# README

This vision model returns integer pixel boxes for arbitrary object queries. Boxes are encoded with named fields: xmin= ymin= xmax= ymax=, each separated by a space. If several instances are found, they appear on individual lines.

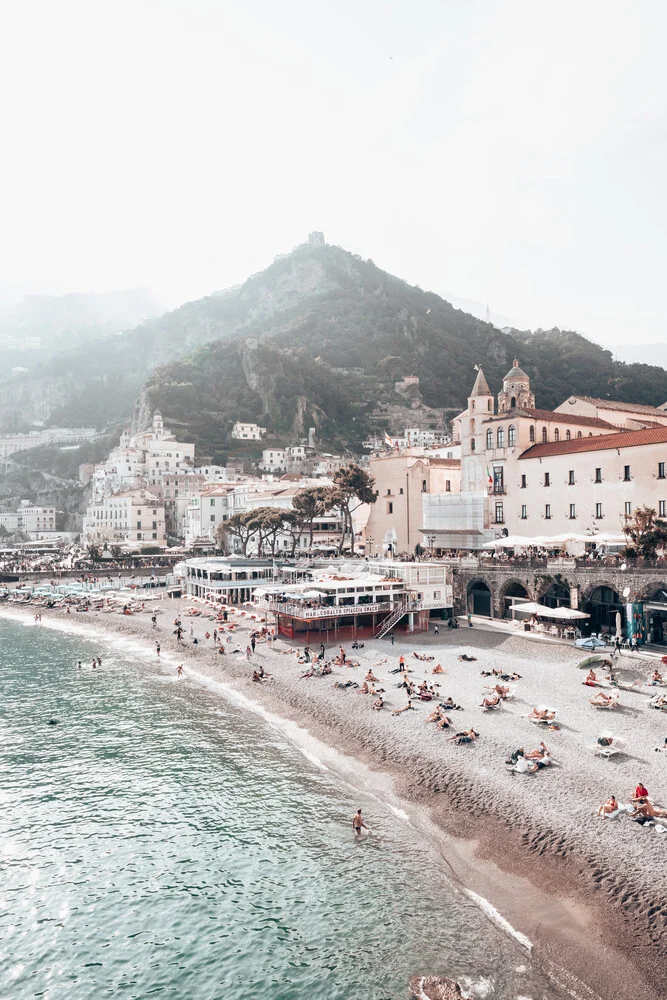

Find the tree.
xmin=292 ymin=486 xmax=331 ymax=551
xmin=280 ymin=510 xmax=302 ymax=556
xmin=246 ymin=507 xmax=285 ymax=557
xmin=330 ymin=463 xmax=376 ymax=555
xmin=622 ymin=505 xmax=667 ymax=558
xmin=216 ymin=511 xmax=257 ymax=556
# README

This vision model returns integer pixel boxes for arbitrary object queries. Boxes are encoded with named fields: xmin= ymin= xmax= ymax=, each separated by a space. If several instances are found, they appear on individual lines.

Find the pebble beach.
xmin=4 ymin=594 xmax=667 ymax=998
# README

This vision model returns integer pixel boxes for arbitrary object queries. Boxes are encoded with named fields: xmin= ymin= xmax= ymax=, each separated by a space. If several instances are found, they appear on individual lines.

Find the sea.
xmin=0 ymin=616 xmax=574 ymax=999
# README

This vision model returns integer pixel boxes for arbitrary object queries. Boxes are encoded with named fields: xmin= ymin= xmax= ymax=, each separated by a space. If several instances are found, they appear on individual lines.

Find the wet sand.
xmin=5 ymin=597 xmax=667 ymax=998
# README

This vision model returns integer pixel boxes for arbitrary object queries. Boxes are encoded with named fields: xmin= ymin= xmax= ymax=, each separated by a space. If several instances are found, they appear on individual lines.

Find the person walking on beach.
xmin=391 ymin=633 xmax=395 ymax=645
xmin=467 ymin=612 xmax=473 ymax=628
xmin=151 ymin=615 xmax=157 ymax=629
xmin=156 ymin=642 xmax=160 ymax=657
xmin=177 ymin=664 xmax=183 ymax=678
xmin=251 ymin=635 xmax=256 ymax=653
xmin=246 ymin=645 xmax=252 ymax=661
xmin=433 ymin=624 xmax=439 ymax=636
xmin=352 ymin=809 xmax=369 ymax=836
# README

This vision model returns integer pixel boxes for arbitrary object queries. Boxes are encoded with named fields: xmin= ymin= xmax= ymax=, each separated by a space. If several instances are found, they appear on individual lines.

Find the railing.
xmin=375 ymin=601 xmax=410 ymax=638
xmin=263 ymin=599 xmax=395 ymax=618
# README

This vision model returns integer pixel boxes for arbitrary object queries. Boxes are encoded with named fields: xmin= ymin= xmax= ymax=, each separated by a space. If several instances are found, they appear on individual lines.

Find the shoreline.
xmin=3 ymin=601 xmax=667 ymax=998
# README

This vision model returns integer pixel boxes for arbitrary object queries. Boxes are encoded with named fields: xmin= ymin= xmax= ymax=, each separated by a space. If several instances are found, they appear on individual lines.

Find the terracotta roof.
xmin=565 ymin=396 xmax=667 ymax=417
xmin=484 ymin=408 xmax=616 ymax=429
xmin=519 ymin=425 xmax=667 ymax=460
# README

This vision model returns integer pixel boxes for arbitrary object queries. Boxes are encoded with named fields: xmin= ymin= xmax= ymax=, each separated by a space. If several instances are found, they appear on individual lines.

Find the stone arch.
xmin=499 ymin=578 xmax=531 ymax=618
xmin=467 ymin=578 xmax=492 ymax=617
xmin=637 ymin=580 xmax=667 ymax=602
xmin=536 ymin=578 xmax=571 ymax=607
xmin=582 ymin=583 xmax=624 ymax=634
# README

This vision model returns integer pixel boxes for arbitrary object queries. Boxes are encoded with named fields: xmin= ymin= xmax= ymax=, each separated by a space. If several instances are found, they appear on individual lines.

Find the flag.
xmin=384 ymin=431 xmax=394 ymax=448
xmin=486 ymin=465 xmax=493 ymax=486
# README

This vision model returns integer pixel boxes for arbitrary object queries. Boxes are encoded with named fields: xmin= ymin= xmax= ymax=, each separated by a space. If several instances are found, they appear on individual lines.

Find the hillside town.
xmin=5 ymin=361 xmax=667 ymax=647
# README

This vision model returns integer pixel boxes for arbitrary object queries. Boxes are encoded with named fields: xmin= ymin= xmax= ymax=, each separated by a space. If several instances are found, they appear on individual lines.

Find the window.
xmin=569 ymin=503 xmax=576 ymax=519
xmin=422 ymin=480 xmax=427 ymax=492
xmin=152 ymin=521 xmax=157 ymax=529
xmin=470 ymin=400 xmax=475 ymax=411
xmin=568 ymin=470 xmax=575 ymax=485
xmin=137 ymin=509 xmax=142 ymax=515
xmin=496 ymin=427 xmax=504 ymax=448
xmin=387 ymin=502 xmax=393 ymax=514
xmin=508 ymin=425 xmax=516 ymax=447
xmin=566 ymin=429 xmax=571 ymax=440
xmin=594 ymin=467 xmax=602 ymax=483
xmin=137 ymin=521 xmax=141 ymax=529
xmin=554 ymin=428 xmax=560 ymax=442
xmin=493 ymin=467 xmax=504 ymax=494
xmin=545 ymin=504 xmax=552 ymax=519
xmin=494 ymin=502 xmax=504 ymax=523
xmin=595 ymin=502 xmax=603 ymax=519
xmin=521 ymin=504 xmax=527 ymax=519
xmin=577 ymin=431 xmax=582 ymax=438
xmin=486 ymin=429 xmax=493 ymax=449
xmin=541 ymin=427 xmax=548 ymax=442
xmin=659 ymin=462 xmax=666 ymax=479
xmin=623 ymin=465 xmax=631 ymax=481
xmin=210 ymin=514 xmax=216 ymax=522
xmin=471 ymin=438 xmax=475 ymax=451
xmin=624 ymin=502 xmax=632 ymax=516
xmin=487 ymin=399 xmax=492 ymax=411
xmin=544 ymin=472 xmax=550 ymax=486
xmin=660 ymin=501 xmax=666 ymax=518
xmin=433 ymin=590 xmax=441 ymax=600
xmin=510 ymin=396 xmax=516 ymax=408
xmin=399 ymin=487 xmax=404 ymax=494
xmin=445 ymin=480 xmax=451 ymax=492
xmin=386 ymin=488 xmax=392 ymax=496
xmin=529 ymin=426 xmax=535 ymax=442
xmin=520 ymin=474 xmax=526 ymax=489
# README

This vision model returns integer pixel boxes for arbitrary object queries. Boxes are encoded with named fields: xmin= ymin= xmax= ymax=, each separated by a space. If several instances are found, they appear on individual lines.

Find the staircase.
xmin=375 ymin=601 xmax=411 ymax=639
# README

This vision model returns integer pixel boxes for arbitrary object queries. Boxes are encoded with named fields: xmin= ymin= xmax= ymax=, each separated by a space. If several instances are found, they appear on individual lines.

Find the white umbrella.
xmin=615 ymin=611 xmax=622 ymax=638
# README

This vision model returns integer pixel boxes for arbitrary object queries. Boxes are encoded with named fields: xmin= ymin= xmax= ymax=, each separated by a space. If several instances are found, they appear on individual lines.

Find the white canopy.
xmin=512 ymin=601 xmax=589 ymax=620
xmin=481 ymin=535 xmax=537 ymax=549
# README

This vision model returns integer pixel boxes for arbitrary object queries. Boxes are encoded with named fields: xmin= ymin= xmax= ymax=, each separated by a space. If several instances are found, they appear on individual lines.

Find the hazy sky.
xmin=3 ymin=0 xmax=667 ymax=346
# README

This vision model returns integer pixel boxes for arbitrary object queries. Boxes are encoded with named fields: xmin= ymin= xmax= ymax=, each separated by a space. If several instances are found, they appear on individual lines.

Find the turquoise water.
xmin=0 ymin=618 xmax=566 ymax=999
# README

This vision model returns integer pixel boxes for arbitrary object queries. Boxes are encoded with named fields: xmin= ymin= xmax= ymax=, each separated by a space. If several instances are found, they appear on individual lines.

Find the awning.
xmin=512 ymin=601 xmax=589 ymax=620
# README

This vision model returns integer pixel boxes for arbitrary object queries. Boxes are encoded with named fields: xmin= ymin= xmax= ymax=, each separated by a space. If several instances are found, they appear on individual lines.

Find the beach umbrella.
xmin=577 ymin=654 xmax=612 ymax=669
xmin=574 ymin=636 xmax=607 ymax=649
xmin=615 ymin=611 xmax=622 ymax=638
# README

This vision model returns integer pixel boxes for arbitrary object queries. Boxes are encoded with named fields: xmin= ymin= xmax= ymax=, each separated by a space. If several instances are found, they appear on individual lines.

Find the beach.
xmin=4 ymin=596 xmax=667 ymax=998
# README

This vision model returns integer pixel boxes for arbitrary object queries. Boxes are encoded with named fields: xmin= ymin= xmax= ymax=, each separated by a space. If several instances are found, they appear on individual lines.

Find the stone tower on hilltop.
xmin=497 ymin=359 xmax=535 ymax=412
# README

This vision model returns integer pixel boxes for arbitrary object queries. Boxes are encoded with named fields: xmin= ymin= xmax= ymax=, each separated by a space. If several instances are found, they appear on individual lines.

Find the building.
xmin=364 ymin=453 xmax=461 ymax=556
xmin=182 ymin=557 xmax=276 ymax=602
xmin=0 ymin=501 xmax=57 ymax=536
xmin=261 ymin=448 xmax=288 ymax=473
xmin=308 ymin=231 xmax=325 ymax=247
xmin=0 ymin=426 xmax=97 ymax=459
xmin=257 ymin=560 xmax=453 ymax=642
xmin=185 ymin=485 xmax=237 ymax=546
xmin=83 ymin=488 xmax=166 ymax=548
xmin=231 ymin=422 xmax=266 ymax=441
xmin=424 ymin=360 xmax=667 ymax=550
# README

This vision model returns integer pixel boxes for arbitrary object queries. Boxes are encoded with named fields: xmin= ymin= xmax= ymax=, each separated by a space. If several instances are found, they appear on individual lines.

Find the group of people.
xmin=598 ymin=782 xmax=667 ymax=824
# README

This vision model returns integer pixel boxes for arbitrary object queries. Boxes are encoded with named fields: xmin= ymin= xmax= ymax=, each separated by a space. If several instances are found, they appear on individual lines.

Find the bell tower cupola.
xmin=498 ymin=359 xmax=534 ymax=412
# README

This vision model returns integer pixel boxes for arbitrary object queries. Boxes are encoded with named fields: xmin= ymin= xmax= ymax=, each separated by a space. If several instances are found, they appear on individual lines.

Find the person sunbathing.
xmin=441 ymin=696 xmax=463 ymax=711
xmin=447 ymin=728 xmax=478 ymax=744
xmin=458 ymin=654 xmax=476 ymax=662
xmin=629 ymin=800 xmax=667 ymax=821
xmin=436 ymin=714 xmax=454 ymax=729
xmin=372 ymin=696 xmax=384 ymax=711
xmin=425 ymin=707 xmax=444 ymax=723
xmin=529 ymin=707 xmax=555 ymax=721
xmin=481 ymin=693 xmax=501 ymax=709
xmin=652 ymin=694 xmax=667 ymax=709
xmin=392 ymin=701 xmax=416 ymax=716
xmin=631 ymin=781 xmax=649 ymax=802
xmin=590 ymin=691 xmax=616 ymax=707
xmin=651 ymin=668 xmax=664 ymax=685
xmin=584 ymin=668 xmax=598 ymax=686
xmin=358 ymin=681 xmax=371 ymax=694
xmin=525 ymin=743 xmax=551 ymax=766
xmin=486 ymin=683 xmax=509 ymax=697
xmin=365 ymin=670 xmax=379 ymax=682
xmin=597 ymin=795 xmax=619 ymax=817
xmin=432 ymin=663 xmax=445 ymax=674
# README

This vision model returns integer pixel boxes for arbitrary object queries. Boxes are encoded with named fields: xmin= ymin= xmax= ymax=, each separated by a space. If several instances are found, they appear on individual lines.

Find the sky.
xmin=2 ymin=0 xmax=667 ymax=347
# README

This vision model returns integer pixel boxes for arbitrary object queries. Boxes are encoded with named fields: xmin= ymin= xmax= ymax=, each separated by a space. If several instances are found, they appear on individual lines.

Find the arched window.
xmin=486 ymin=428 xmax=493 ymax=449
xmin=508 ymin=425 xmax=516 ymax=447
xmin=510 ymin=396 xmax=516 ymax=408
xmin=554 ymin=428 xmax=559 ymax=442
xmin=542 ymin=427 xmax=548 ymax=442
xmin=487 ymin=399 xmax=492 ymax=411
xmin=497 ymin=427 xmax=505 ymax=448
xmin=529 ymin=426 xmax=535 ymax=442
xmin=566 ymin=429 xmax=571 ymax=440
xmin=577 ymin=431 xmax=582 ymax=439
xmin=471 ymin=400 xmax=475 ymax=411
xmin=470 ymin=418 xmax=475 ymax=432
xmin=471 ymin=438 xmax=476 ymax=451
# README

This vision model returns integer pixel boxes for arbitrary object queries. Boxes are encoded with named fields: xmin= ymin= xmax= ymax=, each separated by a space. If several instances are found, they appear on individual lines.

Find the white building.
xmin=231 ymin=422 xmax=266 ymax=440
xmin=0 ymin=501 xmax=57 ymax=535
xmin=261 ymin=448 xmax=288 ymax=473
xmin=183 ymin=556 xmax=276 ymax=602
xmin=83 ymin=488 xmax=166 ymax=548
xmin=0 ymin=427 xmax=97 ymax=459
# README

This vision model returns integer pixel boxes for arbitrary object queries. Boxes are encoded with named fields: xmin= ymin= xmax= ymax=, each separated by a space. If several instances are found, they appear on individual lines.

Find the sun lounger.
xmin=587 ymin=733 xmax=627 ymax=759
xmin=591 ymin=692 xmax=620 ymax=710
xmin=528 ymin=706 xmax=557 ymax=725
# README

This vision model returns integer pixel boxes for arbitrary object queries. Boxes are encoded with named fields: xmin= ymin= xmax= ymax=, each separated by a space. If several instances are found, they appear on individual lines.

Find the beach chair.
xmin=591 ymin=692 xmax=620 ymax=710
xmin=528 ymin=706 xmax=557 ymax=725
xmin=587 ymin=732 xmax=627 ymax=759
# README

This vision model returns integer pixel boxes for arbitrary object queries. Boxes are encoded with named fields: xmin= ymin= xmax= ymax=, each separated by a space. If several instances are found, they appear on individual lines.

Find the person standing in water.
xmin=155 ymin=642 xmax=160 ymax=657
xmin=177 ymin=664 xmax=184 ymax=678
xmin=352 ymin=809 xmax=369 ymax=836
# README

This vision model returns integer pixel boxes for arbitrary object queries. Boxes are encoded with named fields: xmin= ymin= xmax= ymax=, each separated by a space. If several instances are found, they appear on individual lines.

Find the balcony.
xmin=492 ymin=487 xmax=507 ymax=496
xmin=263 ymin=599 xmax=396 ymax=619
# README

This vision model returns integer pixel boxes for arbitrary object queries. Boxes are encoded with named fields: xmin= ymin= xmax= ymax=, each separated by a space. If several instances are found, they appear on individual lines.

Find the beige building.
xmin=364 ymin=453 xmax=461 ymax=556
xmin=0 ymin=502 xmax=57 ymax=535
xmin=231 ymin=422 xmax=266 ymax=440
xmin=83 ymin=488 xmax=166 ymax=548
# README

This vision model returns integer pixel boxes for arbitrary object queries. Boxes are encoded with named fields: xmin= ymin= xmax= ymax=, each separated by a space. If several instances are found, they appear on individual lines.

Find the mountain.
xmin=3 ymin=242 xmax=667 ymax=461
xmin=608 ymin=342 xmax=667 ymax=368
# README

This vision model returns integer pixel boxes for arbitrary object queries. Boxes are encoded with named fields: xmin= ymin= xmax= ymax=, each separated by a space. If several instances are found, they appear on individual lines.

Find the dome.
xmin=503 ymin=358 xmax=529 ymax=380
